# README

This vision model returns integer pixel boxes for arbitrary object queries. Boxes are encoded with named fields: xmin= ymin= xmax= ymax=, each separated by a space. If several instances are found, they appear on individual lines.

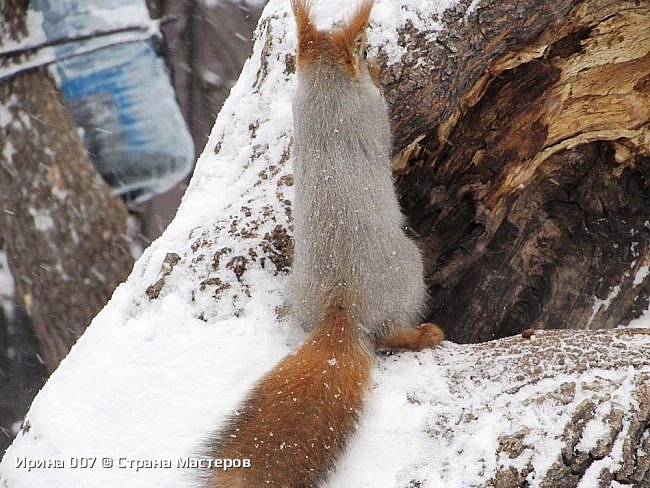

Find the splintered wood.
xmin=388 ymin=0 xmax=650 ymax=343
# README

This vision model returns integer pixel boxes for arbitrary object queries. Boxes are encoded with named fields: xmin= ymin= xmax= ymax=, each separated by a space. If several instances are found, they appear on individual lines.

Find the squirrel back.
xmin=203 ymin=2 xmax=440 ymax=486
xmin=288 ymin=0 xmax=428 ymax=339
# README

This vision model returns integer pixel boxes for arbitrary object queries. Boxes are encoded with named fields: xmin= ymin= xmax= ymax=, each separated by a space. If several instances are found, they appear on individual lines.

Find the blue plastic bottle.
xmin=30 ymin=0 xmax=194 ymax=203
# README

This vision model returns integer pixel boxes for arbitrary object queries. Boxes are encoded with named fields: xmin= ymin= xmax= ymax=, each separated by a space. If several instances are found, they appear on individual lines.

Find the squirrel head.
xmin=292 ymin=0 xmax=375 ymax=78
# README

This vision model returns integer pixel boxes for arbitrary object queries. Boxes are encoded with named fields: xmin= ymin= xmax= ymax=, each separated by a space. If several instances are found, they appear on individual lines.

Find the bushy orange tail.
xmin=205 ymin=307 xmax=373 ymax=487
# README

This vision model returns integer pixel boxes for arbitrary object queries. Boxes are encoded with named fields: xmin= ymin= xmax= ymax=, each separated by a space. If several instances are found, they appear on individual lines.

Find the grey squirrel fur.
xmin=288 ymin=7 xmax=428 ymax=340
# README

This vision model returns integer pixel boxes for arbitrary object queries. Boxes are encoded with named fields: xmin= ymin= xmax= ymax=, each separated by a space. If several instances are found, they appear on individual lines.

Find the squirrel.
xmin=202 ymin=1 xmax=444 ymax=486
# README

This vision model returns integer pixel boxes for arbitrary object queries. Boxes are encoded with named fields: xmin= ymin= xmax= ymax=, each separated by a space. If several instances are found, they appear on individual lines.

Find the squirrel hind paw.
xmin=415 ymin=323 xmax=445 ymax=349
xmin=377 ymin=323 xmax=444 ymax=352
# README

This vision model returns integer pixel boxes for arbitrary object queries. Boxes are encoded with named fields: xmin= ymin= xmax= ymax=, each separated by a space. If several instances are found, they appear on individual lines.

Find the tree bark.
xmin=0 ymin=0 xmax=134 ymax=451
xmin=438 ymin=328 xmax=650 ymax=488
xmin=383 ymin=0 xmax=650 ymax=343
xmin=0 ymin=69 xmax=134 ymax=369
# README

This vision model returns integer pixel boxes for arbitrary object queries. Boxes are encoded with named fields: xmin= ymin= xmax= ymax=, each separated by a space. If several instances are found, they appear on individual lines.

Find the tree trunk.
xmin=437 ymin=328 xmax=650 ymax=487
xmin=0 ymin=0 xmax=134 ymax=451
xmin=0 ymin=69 xmax=134 ymax=369
xmin=384 ymin=0 xmax=650 ymax=343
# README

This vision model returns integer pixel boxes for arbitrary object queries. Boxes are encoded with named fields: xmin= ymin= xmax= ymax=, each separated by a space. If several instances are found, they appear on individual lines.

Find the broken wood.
xmin=383 ymin=0 xmax=650 ymax=343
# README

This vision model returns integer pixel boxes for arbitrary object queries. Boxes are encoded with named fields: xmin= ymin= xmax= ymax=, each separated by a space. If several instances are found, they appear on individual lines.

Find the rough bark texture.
xmin=0 ymin=0 xmax=134 ymax=452
xmin=0 ymin=69 xmax=134 ymax=368
xmin=383 ymin=0 xmax=650 ymax=343
xmin=467 ymin=329 xmax=650 ymax=488
xmin=377 ymin=1 xmax=650 ymax=478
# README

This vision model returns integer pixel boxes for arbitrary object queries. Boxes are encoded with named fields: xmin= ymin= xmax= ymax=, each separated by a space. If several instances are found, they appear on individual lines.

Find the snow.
xmin=1 ymin=0 xmax=649 ymax=487
xmin=200 ymin=69 xmax=222 ymax=86
xmin=633 ymin=264 xmax=649 ymax=287
xmin=27 ymin=208 xmax=55 ymax=233
xmin=587 ymin=284 xmax=622 ymax=328
xmin=0 ymin=251 xmax=15 ymax=322
xmin=465 ymin=0 xmax=482 ymax=18
xmin=0 ymin=28 xmax=158 ymax=81
xmin=1 ymin=141 xmax=14 ymax=165
xmin=0 ymin=10 xmax=46 ymax=55
xmin=574 ymin=390 xmax=632 ymax=488
xmin=627 ymin=306 xmax=650 ymax=329
xmin=0 ymin=95 xmax=17 ymax=130
xmin=0 ymin=1 xmax=157 ymax=81
xmin=84 ymin=4 xmax=153 ymax=32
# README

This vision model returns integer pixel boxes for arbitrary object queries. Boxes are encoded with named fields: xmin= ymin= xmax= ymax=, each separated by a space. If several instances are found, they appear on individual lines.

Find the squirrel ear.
xmin=330 ymin=0 xmax=373 ymax=71
xmin=292 ymin=0 xmax=319 ymax=65
xmin=344 ymin=0 xmax=373 ymax=41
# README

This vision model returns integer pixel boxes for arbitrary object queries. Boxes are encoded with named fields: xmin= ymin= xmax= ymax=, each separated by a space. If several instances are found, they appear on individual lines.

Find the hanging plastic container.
xmin=30 ymin=0 xmax=194 ymax=204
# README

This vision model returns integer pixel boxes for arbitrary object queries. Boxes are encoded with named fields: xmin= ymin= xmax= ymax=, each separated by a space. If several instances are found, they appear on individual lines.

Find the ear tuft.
xmin=292 ymin=0 xmax=319 ymax=65
xmin=329 ymin=1 xmax=374 ymax=73
xmin=344 ymin=0 xmax=374 ymax=43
